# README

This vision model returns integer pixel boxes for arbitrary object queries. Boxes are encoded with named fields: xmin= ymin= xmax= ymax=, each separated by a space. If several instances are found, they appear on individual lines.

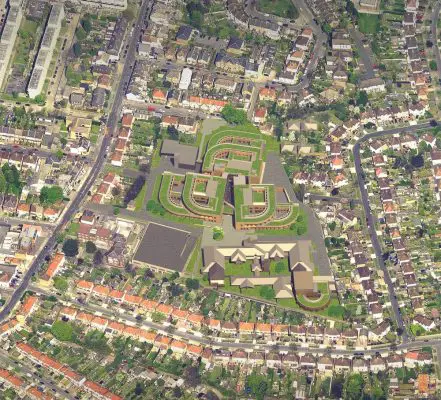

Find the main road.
xmin=352 ymin=121 xmax=434 ymax=345
xmin=0 ymin=0 xmax=153 ymax=323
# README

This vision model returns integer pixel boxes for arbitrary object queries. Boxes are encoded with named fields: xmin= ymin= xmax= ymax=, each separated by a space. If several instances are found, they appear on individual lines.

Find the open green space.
xmin=358 ymin=13 xmax=380 ymax=34
xmin=257 ymin=0 xmax=298 ymax=19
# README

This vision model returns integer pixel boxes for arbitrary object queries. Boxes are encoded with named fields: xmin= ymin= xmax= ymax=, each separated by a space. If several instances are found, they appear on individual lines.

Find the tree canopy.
xmin=62 ymin=239 xmax=79 ymax=257
xmin=221 ymin=104 xmax=248 ymax=125
xmin=40 ymin=186 xmax=64 ymax=205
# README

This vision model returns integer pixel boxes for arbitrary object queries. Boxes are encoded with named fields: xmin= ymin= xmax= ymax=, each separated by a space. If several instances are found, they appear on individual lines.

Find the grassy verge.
xmin=134 ymin=181 xmax=147 ymax=211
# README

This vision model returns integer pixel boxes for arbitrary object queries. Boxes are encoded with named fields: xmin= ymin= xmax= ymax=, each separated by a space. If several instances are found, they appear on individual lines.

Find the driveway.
xmin=349 ymin=28 xmax=375 ymax=79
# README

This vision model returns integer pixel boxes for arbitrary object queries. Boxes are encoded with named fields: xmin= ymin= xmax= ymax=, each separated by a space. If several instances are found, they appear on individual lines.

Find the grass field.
xmin=358 ymin=13 xmax=380 ymax=34
xmin=257 ymin=0 xmax=298 ymax=19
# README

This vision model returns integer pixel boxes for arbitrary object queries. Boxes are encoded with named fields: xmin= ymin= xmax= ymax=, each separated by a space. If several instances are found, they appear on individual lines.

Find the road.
xmin=0 ymin=0 xmax=153 ymax=323
xmin=27 ymin=283 xmax=441 ymax=358
xmin=0 ymin=350 xmax=76 ymax=400
xmin=349 ymin=28 xmax=374 ymax=79
xmin=431 ymin=2 xmax=441 ymax=80
xmin=352 ymin=121 xmax=433 ymax=344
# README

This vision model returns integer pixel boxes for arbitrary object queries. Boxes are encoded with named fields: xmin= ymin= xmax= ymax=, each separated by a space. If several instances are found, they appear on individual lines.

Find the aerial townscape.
xmin=2 ymin=0 xmax=441 ymax=398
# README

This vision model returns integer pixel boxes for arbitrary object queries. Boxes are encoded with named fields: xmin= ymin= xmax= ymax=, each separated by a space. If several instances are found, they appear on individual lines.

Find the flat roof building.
xmin=27 ymin=4 xmax=64 ymax=99
xmin=179 ymin=67 xmax=193 ymax=90
xmin=160 ymin=139 xmax=199 ymax=170
xmin=132 ymin=222 xmax=197 ymax=273
xmin=0 ymin=5 xmax=23 ymax=89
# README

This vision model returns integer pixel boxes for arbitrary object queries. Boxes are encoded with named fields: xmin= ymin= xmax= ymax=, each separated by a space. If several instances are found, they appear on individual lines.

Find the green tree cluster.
xmin=221 ymin=104 xmax=248 ymax=125
xmin=0 ymin=164 xmax=22 ymax=196
xmin=39 ymin=186 xmax=64 ymax=205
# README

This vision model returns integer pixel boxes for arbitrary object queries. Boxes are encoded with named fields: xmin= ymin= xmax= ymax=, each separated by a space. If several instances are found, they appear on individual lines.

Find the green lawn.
xmin=257 ymin=0 xmax=298 ymax=19
xmin=225 ymin=261 xmax=253 ymax=277
xmin=358 ymin=13 xmax=380 ymax=34
xmin=134 ymin=181 xmax=147 ymax=211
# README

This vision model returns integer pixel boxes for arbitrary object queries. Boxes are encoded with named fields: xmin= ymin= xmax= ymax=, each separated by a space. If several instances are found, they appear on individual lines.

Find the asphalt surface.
xmin=348 ymin=28 xmax=374 ymax=79
xmin=431 ymin=2 xmax=441 ymax=79
xmin=0 ymin=0 xmax=153 ymax=324
xmin=352 ymin=121 xmax=433 ymax=344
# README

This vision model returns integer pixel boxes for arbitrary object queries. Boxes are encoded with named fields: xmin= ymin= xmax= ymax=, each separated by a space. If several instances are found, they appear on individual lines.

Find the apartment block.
xmin=27 ymin=4 xmax=64 ymax=99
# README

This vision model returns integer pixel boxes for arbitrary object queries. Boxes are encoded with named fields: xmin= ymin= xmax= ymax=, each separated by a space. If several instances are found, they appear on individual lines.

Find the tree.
xmin=185 ymin=278 xmax=200 ymax=290
xmin=75 ymin=26 xmax=86 ymax=41
xmin=122 ymin=7 xmax=135 ymax=20
xmin=296 ymin=225 xmax=307 ymax=235
xmin=221 ymin=104 xmax=248 ymax=125
xmin=430 ymin=60 xmax=438 ymax=71
xmin=167 ymin=125 xmax=179 ymax=140
xmin=113 ymin=207 xmax=120 ymax=215
xmin=40 ymin=186 xmax=64 ymax=205
xmin=53 ymin=277 xmax=68 ymax=292
xmin=111 ymin=186 xmax=121 ymax=197
xmin=85 ymin=241 xmax=97 ymax=254
xmin=356 ymin=90 xmax=368 ymax=106
xmin=73 ymin=42 xmax=82 ymax=57
xmin=62 ymin=239 xmax=79 ymax=257
xmin=124 ymin=176 xmax=145 ymax=205
xmin=93 ymin=250 xmax=103 ymax=266
xmin=34 ymin=94 xmax=46 ymax=105
xmin=51 ymin=320 xmax=74 ymax=341
xmin=81 ymin=18 xmax=92 ymax=32
xmin=344 ymin=374 xmax=364 ymax=400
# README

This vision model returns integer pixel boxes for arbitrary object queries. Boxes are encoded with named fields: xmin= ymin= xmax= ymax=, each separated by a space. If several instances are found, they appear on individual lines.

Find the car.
xmin=430 ymin=119 xmax=438 ymax=127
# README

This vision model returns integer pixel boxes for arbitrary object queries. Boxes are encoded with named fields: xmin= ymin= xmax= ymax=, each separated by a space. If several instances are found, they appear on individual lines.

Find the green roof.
xmin=234 ymin=184 xmax=276 ymax=223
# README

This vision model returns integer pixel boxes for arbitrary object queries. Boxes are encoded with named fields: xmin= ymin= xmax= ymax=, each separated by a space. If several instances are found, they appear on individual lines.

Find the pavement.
xmin=431 ymin=2 xmax=441 ymax=80
xmin=352 ymin=121 xmax=434 ymax=344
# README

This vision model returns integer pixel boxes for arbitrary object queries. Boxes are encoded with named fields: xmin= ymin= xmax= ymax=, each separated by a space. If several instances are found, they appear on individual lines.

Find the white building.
xmin=178 ymin=67 xmax=193 ymax=90
xmin=80 ymin=0 xmax=127 ymax=9
xmin=0 ymin=4 xmax=23 ymax=90
xmin=27 ymin=4 xmax=64 ymax=98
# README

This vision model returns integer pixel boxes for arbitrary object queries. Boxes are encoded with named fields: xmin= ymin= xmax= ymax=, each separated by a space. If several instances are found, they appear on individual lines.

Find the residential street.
xmin=352 ymin=121 xmax=434 ymax=344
